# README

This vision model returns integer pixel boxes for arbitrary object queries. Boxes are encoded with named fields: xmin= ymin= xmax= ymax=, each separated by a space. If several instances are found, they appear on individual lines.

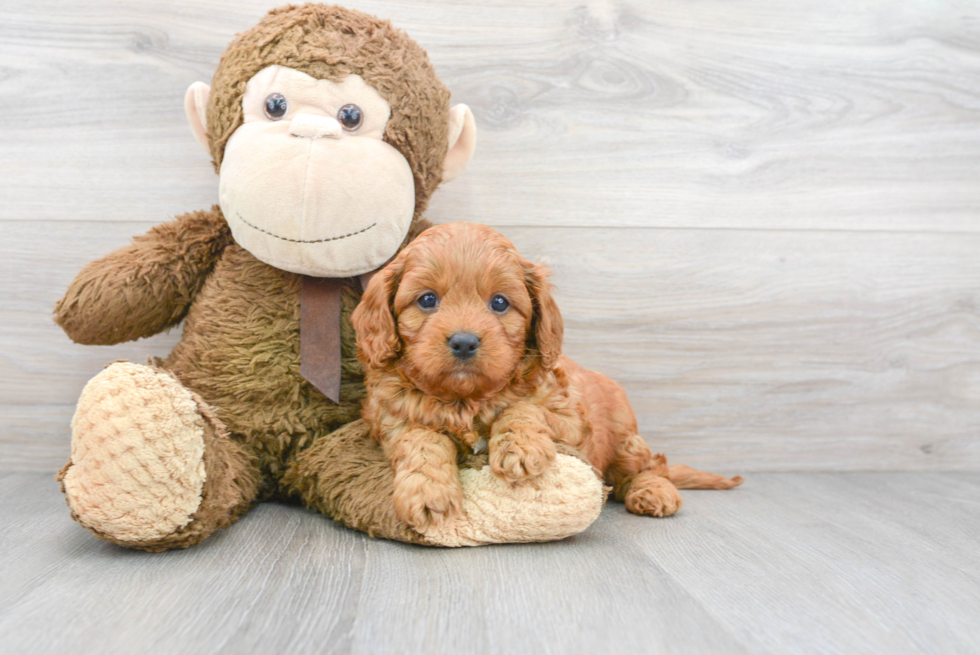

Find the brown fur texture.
xmin=283 ymin=418 xmax=565 ymax=544
xmin=54 ymin=208 xmax=234 ymax=346
xmin=53 ymin=5 xmax=467 ymax=550
xmin=207 ymin=4 xmax=451 ymax=220
xmin=352 ymin=223 xmax=743 ymax=528
xmin=56 ymin=206 xmax=446 ymax=549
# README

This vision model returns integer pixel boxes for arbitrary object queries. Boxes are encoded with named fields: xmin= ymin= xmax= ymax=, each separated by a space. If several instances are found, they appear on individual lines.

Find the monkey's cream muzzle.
xmin=218 ymin=65 xmax=415 ymax=277
xmin=289 ymin=113 xmax=343 ymax=139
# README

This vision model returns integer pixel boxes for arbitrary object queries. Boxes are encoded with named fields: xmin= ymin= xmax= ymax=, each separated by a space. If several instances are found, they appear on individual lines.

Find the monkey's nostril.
xmin=448 ymin=332 xmax=480 ymax=360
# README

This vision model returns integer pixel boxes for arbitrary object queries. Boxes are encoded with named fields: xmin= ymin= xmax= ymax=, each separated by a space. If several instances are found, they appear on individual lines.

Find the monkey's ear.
xmin=442 ymin=104 xmax=477 ymax=183
xmin=184 ymin=82 xmax=211 ymax=154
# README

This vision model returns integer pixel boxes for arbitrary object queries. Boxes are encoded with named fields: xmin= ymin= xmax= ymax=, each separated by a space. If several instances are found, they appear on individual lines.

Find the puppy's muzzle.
xmin=448 ymin=332 xmax=480 ymax=361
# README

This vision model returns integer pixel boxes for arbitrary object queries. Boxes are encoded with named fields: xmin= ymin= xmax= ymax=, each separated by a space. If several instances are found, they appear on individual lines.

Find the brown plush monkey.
xmin=54 ymin=4 xmax=604 ymax=551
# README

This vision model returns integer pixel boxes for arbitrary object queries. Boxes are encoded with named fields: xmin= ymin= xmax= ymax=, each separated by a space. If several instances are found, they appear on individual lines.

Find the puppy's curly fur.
xmin=352 ymin=222 xmax=742 ymax=530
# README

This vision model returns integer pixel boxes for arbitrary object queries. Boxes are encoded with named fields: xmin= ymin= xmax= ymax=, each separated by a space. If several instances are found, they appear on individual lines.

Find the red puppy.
xmin=351 ymin=222 xmax=742 ymax=530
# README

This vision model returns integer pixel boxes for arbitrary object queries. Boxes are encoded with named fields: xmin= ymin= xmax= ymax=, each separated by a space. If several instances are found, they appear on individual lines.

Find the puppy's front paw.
xmin=393 ymin=471 xmax=464 ymax=530
xmin=490 ymin=426 xmax=558 ymax=483
xmin=625 ymin=472 xmax=683 ymax=518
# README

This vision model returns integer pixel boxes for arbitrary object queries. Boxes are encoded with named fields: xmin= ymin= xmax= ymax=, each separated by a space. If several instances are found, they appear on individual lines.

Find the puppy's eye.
xmin=264 ymin=93 xmax=288 ymax=120
xmin=417 ymin=292 xmax=439 ymax=310
xmin=489 ymin=295 xmax=510 ymax=313
xmin=337 ymin=103 xmax=363 ymax=131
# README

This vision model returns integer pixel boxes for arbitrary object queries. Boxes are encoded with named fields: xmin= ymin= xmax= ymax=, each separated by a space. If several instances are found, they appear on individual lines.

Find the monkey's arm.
xmin=55 ymin=206 xmax=233 ymax=345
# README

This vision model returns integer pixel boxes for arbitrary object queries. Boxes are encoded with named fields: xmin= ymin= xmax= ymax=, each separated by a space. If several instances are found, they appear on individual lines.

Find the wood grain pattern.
xmin=0 ymin=0 xmax=978 ymax=231
xmin=2 ymin=0 xmax=979 ymax=473
xmin=3 ymin=221 xmax=979 ymax=472
xmin=5 ymin=3 xmax=979 ymax=652
xmin=0 ymin=473 xmax=365 ymax=655
xmin=620 ymin=472 xmax=980 ymax=654
xmin=2 ymin=471 xmax=978 ymax=654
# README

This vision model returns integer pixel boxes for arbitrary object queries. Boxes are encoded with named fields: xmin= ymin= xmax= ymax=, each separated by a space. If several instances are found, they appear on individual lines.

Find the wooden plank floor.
xmin=2 ymin=471 xmax=978 ymax=654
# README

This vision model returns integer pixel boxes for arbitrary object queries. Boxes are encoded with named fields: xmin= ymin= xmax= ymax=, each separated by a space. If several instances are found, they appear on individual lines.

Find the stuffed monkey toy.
xmin=54 ymin=4 xmax=604 ymax=551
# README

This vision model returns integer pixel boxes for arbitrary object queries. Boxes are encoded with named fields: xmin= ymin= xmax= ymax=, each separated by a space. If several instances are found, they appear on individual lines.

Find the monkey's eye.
xmin=417 ymin=292 xmax=439 ymax=310
xmin=264 ymin=93 xmax=288 ymax=120
xmin=337 ymin=103 xmax=363 ymax=131
xmin=489 ymin=295 xmax=510 ymax=313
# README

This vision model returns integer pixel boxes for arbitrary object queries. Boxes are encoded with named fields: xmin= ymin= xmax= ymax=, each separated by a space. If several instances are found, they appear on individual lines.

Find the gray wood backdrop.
xmin=2 ymin=0 xmax=979 ymax=472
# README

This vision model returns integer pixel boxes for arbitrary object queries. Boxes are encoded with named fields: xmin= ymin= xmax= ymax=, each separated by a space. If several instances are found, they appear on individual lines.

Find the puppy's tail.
xmin=666 ymin=463 xmax=744 ymax=490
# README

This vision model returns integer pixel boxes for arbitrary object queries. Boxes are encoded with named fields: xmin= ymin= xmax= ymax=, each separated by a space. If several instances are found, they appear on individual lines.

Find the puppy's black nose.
xmin=448 ymin=332 xmax=480 ymax=360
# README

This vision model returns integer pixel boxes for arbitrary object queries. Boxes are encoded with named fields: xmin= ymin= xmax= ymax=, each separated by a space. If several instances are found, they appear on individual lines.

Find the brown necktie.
xmin=300 ymin=276 xmax=346 ymax=403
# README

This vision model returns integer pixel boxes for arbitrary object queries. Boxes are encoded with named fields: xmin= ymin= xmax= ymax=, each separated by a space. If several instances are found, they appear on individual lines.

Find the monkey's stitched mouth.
xmin=234 ymin=212 xmax=376 ymax=244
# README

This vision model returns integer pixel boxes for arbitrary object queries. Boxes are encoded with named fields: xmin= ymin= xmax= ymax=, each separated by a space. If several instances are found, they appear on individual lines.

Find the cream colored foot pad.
xmin=63 ymin=362 xmax=207 ymax=542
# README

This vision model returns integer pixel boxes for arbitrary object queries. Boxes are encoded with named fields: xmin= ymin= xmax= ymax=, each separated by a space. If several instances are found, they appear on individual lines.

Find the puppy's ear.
xmin=523 ymin=260 xmax=564 ymax=371
xmin=352 ymin=258 xmax=403 ymax=369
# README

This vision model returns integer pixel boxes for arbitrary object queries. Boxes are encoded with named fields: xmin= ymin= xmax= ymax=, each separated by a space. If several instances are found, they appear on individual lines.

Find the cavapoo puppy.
xmin=351 ymin=222 xmax=742 ymax=530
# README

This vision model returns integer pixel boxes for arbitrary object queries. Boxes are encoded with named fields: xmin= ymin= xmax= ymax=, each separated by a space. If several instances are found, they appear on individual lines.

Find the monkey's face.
xmin=185 ymin=6 xmax=477 ymax=278
xmin=216 ymin=65 xmax=415 ymax=277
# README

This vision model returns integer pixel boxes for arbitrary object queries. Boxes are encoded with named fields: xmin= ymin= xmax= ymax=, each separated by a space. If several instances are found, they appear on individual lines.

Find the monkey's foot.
xmin=419 ymin=453 xmax=605 ymax=546
xmin=61 ymin=362 xmax=209 ymax=543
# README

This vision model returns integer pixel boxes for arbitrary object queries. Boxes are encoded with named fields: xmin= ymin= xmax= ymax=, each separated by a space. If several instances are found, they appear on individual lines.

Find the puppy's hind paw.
xmin=625 ymin=472 xmax=683 ymax=518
